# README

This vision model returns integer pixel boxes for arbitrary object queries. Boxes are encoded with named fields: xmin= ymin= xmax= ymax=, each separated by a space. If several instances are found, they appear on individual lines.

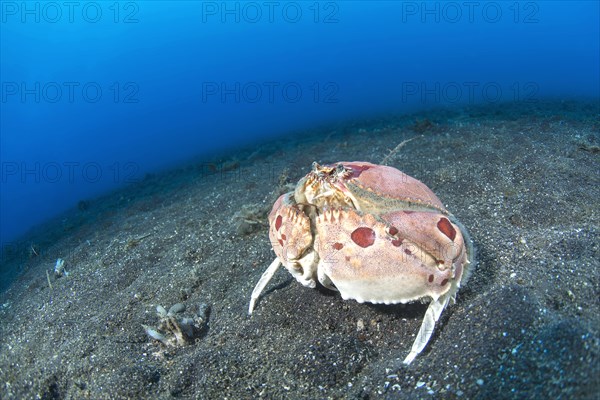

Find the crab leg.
xmin=403 ymin=293 xmax=450 ymax=364
xmin=248 ymin=258 xmax=281 ymax=315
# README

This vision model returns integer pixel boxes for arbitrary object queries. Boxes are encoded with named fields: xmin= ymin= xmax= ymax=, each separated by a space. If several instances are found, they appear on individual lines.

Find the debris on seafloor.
xmin=46 ymin=258 xmax=69 ymax=292
xmin=125 ymin=233 xmax=154 ymax=250
xmin=143 ymin=302 xmax=210 ymax=347
xmin=54 ymin=258 xmax=69 ymax=277
xmin=380 ymin=135 xmax=422 ymax=166
xmin=46 ymin=270 xmax=53 ymax=291
xmin=234 ymin=174 xmax=295 ymax=236
xmin=233 ymin=204 xmax=270 ymax=235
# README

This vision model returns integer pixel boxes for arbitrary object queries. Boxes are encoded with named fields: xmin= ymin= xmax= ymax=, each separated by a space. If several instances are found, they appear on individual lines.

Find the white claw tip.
xmin=403 ymin=352 xmax=417 ymax=365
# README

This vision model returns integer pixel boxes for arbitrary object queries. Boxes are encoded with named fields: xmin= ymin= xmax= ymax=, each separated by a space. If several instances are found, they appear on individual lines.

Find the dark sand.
xmin=1 ymin=100 xmax=598 ymax=399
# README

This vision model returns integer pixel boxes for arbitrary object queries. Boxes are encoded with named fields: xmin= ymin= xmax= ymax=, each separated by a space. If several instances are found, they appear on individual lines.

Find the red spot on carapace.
xmin=428 ymin=274 xmax=434 ymax=283
xmin=437 ymin=218 xmax=456 ymax=241
xmin=404 ymin=248 xmax=412 ymax=256
xmin=351 ymin=227 xmax=376 ymax=248
xmin=441 ymin=279 xmax=448 ymax=286
xmin=437 ymin=259 xmax=445 ymax=266
xmin=389 ymin=226 xmax=398 ymax=236
xmin=392 ymin=239 xmax=403 ymax=247
xmin=333 ymin=242 xmax=344 ymax=251
xmin=281 ymin=234 xmax=287 ymax=241
xmin=278 ymin=239 xmax=284 ymax=246
xmin=275 ymin=215 xmax=283 ymax=231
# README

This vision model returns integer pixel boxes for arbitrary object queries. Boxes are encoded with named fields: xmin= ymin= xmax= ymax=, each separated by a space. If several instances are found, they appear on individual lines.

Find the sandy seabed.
xmin=1 ymin=100 xmax=598 ymax=399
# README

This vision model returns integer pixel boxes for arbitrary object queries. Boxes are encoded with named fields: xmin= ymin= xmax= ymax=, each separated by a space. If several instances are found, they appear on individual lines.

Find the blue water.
xmin=1 ymin=1 xmax=599 ymax=245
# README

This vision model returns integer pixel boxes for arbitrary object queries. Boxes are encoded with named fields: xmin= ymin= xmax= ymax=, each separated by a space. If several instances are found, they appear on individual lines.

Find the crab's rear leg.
xmin=403 ymin=293 xmax=450 ymax=364
xmin=249 ymin=258 xmax=281 ymax=314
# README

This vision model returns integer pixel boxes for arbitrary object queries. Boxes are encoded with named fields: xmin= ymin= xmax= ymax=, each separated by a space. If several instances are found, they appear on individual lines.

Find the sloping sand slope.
xmin=1 ymin=101 xmax=598 ymax=399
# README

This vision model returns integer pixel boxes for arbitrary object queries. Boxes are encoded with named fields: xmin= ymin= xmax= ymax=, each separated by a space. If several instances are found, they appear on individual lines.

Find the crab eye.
xmin=335 ymin=164 xmax=345 ymax=175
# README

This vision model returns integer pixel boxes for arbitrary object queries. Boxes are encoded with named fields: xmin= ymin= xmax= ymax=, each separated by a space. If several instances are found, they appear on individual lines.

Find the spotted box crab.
xmin=249 ymin=161 xmax=474 ymax=364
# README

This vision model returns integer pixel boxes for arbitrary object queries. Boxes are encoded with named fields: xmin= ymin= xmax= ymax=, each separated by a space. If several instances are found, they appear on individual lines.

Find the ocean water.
xmin=1 ymin=2 xmax=599 ymax=255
